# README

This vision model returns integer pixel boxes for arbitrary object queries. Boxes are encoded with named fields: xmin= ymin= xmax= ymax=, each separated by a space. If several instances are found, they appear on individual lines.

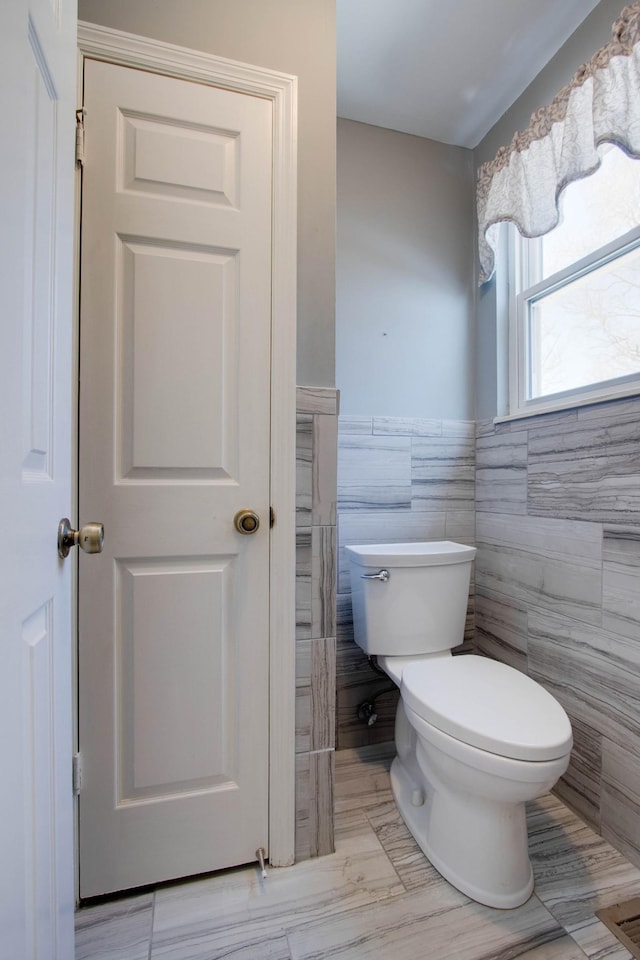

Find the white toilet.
xmin=346 ymin=540 xmax=572 ymax=909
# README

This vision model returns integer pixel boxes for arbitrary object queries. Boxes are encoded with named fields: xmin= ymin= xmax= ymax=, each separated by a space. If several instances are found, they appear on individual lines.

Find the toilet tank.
xmin=346 ymin=541 xmax=476 ymax=656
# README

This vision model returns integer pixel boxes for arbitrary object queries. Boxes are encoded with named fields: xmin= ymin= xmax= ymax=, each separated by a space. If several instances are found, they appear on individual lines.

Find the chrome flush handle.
xmin=360 ymin=569 xmax=390 ymax=582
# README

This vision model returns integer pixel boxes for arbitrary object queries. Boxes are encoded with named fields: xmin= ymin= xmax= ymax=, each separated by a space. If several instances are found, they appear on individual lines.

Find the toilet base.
xmin=390 ymin=755 xmax=534 ymax=909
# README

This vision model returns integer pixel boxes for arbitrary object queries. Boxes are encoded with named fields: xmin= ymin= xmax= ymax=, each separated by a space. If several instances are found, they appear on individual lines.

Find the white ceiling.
xmin=337 ymin=0 xmax=602 ymax=149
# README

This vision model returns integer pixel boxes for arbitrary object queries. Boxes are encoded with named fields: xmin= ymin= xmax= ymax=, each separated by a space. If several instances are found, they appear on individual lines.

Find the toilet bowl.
xmin=345 ymin=541 xmax=573 ymax=909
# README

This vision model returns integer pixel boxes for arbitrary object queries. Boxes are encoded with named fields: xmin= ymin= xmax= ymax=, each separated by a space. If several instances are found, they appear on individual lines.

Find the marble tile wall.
xmin=476 ymin=394 xmax=640 ymax=867
xmin=295 ymin=387 xmax=338 ymax=861
xmin=337 ymin=416 xmax=476 ymax=749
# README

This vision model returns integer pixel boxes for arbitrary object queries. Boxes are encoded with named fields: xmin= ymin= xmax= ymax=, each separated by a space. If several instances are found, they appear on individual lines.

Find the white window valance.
xmin=477 ymin=2 xmax=640 ymax=284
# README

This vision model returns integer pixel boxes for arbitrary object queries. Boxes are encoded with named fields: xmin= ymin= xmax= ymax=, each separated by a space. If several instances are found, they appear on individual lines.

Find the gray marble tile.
xmin=338 ymin=435 xmax=411 ymax=483
xmin=444 ymin=509 xmax=476 ymax=539
xmin=411 ymin=478 xmax=475 ymax=512
xmin=338 ymin=415 xmax=372 ymax=435
xmin=528 ymin=610 xmax=640 ymax=752
xmin=75 ymin=892 xmax=153 ymax=960
xmin=527 ymin=793 xmax=640 ymax=938
xmin=462 ymin=590 xmax=476 ymax=649
xmin=565 ymin=919 xmax=634 ymax=960
xmin=151 ymin=829 xmax=404 ymax=960
xmin=364 ymin=799 xmax=435 ymax=891
xmin=475 ymin=429 xmax=528 ymax=516
xmin=334 ymin=743 xmax=395 ymax=813
xmin=308 ymin=749 xmax=335 ymax=857
xmin=295 ymin=752 xmax=312 ymax=862
xmin=514 ymin=407 xmax=578 ymax=430
xmin=296 ymin=386 xmax=339 ymax=416
xmin=295 ymin=415 xmax=313 ymax=527
xmin=476 ymin=418 xmax=497 ymax=438
xmin=335 ymin=591 xmax=353 ymax=637
xmin=603 ymin=529 xmax=640 ymax=641
xmin=372 ymin=416 xmax=442 ymax=437
xmin=601 ymin=737 xmax=640 ymax=870
xmin=312 ymin=414 xmax=337 ymax=526
xmin=474 ymin=587 xmax=528 ymax=672
xmin=78 ymin=745 xmax=640 ymax=960
xmin=333 ymin=806 xmax=373 ymax=841
xmin=577 ymin=395 xmax=640 ymax=423
xmin=528 ymin=416 xmax=640 ymax=524
xmin=442 ymin=419 xmax=476 ymax=438
xmin=299 ymin=750 xmax=338 ymax=864
xmin=554 ymin=717 xmax=601 ymax=831
xmin=411 ymin=435 xmax=475 ymax=481
xmin=476 ymin=542 xmax=602 ymax=626
xmin=153 ymin=929 xmax=292 ymax=960
xmin=310 ymin=637 xmax=336 ymax=752
xmin=295 ymin=527 xmax=312 ymax=640
xmin=476 ymin=512 xmax=603 ymax=564
xmin=338 ymin=479 xmax=412 ymax=512
xmin=337 ymin=511 xmax=447 ymax=547
xmin=295 ymin=640 xmax=312 ymax=755
xmin=311 ymin=525 xmax=336 ymax=638
xmin=286 ymin=886 xmax=586 ymax=960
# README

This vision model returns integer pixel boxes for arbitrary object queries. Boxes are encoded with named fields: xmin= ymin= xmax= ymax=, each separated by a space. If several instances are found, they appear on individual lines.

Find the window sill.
xmin=495 ymin=385 xmax=640 ymax=425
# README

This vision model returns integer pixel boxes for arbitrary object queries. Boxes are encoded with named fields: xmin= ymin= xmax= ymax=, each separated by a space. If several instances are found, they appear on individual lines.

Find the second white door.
xmin=78 ymin=58 xmax=273 ymax=897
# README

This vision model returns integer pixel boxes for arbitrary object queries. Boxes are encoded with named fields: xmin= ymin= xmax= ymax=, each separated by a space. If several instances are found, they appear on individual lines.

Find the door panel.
xmin=0 ymin=0 xmax=76 ymax=954
xmin=79 ymin=59 xmax=273 ymax=897
xmin=119 ymin=239 xmax=237 ymax=476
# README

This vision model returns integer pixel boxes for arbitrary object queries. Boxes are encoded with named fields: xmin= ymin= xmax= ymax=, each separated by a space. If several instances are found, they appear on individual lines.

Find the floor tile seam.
xmin=565 ymin=923 xmax=613 ymax=960
xmin=533 ymin=898 xmax=626 ymax=950
xmin=361 ymin=804 xmax=414 ymax=895
xmin=565 ymin=915 xmax=637 ymax=938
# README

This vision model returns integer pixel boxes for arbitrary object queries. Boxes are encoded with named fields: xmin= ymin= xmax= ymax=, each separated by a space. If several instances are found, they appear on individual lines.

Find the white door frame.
xmin=76 ymin=22 xmax=298 ymax=869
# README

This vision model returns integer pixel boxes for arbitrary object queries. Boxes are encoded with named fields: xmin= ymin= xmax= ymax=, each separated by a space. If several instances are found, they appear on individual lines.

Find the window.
xmin=508 ymin=144 xmax=640 ymax=418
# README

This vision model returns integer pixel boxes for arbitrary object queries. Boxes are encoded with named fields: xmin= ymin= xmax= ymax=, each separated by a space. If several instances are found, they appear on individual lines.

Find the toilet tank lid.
xmin=345 ymin=541 xmax=476 ymax=567
xmin=401 ymin=656 xmax=573 ymax=762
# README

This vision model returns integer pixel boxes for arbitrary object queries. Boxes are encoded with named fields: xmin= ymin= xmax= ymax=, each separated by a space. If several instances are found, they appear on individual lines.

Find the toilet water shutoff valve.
xmin=357 ymin=700 xmax=378 ymax=726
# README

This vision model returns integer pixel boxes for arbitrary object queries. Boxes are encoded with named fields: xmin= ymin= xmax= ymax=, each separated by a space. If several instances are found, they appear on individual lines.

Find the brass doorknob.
xmin=58 ymin=518 xmax=104 ymax=558
xmin=234 ymin=509 xmax=260 ymax=535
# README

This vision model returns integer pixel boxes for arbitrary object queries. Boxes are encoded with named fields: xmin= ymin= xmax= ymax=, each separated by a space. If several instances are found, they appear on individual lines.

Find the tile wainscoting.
xmin=476 ymin=395 xmax=640 ymax=868
xmin=336 ymin=416 xmax=476 ymax=749
xmin=295 ymin=387 xmax=338 ymax=860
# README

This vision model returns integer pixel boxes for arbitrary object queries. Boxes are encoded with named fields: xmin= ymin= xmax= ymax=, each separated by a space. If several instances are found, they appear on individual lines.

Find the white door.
xmin=0 ymin=0 xmax=77 ymax=956
xmin=78 ymin=59 xmax=273 ymax=897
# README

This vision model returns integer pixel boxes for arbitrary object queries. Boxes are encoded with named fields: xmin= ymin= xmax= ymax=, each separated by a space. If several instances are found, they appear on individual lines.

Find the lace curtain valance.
xmin=477 ymin=2 xmax=640 ymax=285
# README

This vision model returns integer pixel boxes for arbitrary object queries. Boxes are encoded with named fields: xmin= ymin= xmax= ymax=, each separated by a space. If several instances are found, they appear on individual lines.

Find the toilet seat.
xmin=401 ymin=655 xmax=572 ymax=762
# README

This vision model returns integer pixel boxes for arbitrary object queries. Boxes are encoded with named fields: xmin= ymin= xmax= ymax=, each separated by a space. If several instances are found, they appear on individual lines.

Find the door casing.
xmin=75 ymin=21 xmax=298 ymax=882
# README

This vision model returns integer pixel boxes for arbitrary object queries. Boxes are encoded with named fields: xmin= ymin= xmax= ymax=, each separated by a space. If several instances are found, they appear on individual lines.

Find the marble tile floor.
xmin=76 ymin=743 xmax=640 ymax=960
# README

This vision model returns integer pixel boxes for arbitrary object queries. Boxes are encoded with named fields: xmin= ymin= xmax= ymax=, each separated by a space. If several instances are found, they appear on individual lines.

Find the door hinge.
xmin=269 ymin=506 xmax=275 ymax=528
xmin=73 ymin=752 xmax=83 ymax=795
xmin=75 ymin=108 xmax=86 ymax=165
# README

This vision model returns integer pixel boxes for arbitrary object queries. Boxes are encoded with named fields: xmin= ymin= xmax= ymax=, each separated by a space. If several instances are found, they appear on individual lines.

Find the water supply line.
xmin=356 ymin=656 xmax=397 ymax=726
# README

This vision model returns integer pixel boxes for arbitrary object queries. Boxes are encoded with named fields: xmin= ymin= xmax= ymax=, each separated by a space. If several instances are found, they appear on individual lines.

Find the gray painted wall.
xmin=474 ymin=0 xmax=626 ymax=418
xmin=336 ymin=119 xmax=475 ymax=420
xmin=78 ymin=0 xmax=336 ymax=388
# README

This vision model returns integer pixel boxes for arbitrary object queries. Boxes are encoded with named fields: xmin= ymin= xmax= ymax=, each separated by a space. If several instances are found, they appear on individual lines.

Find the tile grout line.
xmin=361 ymin=805 xmax=414 ymax=897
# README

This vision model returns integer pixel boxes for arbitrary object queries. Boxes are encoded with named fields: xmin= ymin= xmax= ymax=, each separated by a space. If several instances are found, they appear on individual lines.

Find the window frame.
xmin=507 ymin=222 xmax=640 ymax=420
